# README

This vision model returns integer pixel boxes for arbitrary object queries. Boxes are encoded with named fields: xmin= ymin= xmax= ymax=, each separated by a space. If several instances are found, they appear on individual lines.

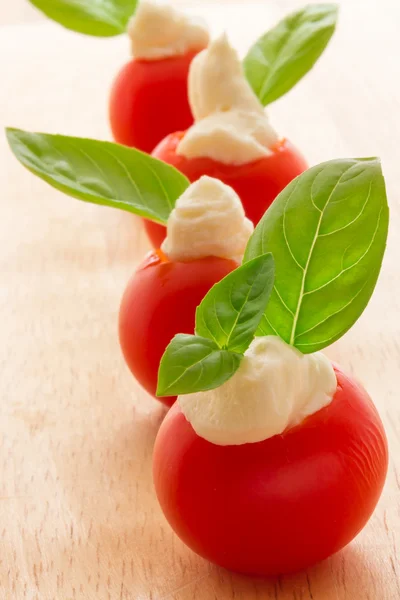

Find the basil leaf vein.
xmin=245 ymin=158 xmax=389 ymax=353
xmin=156 ymin=335 xmax=242 ymax=397
xmin=244 ymin=4 xmax=338 ymax=105
xmin=6 ymin=128 xmax=189 ymax=224
xmin=195 ymin=254 xmax=275 ymax=353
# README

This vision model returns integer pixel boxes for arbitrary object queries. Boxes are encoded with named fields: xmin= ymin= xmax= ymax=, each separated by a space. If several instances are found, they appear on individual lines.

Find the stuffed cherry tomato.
xmin=110 ymin=51 xmax=200 ymax=153
xmin=119 ymin=251 xmax=237 ymax=406
xmin=109 ymin=0 xmax=209 ymax=152
xmin=151 ymin=135 xmax=307 ymax=243
xmin=154 ymin=346 xmax=388 ymax=575
xmin=148 ymin=35 xmax=307 ymax=246
xmin=153 ymin=157 xmax=389 ymax=574
xmin=119 ymin=176 xmax=252 ymax=405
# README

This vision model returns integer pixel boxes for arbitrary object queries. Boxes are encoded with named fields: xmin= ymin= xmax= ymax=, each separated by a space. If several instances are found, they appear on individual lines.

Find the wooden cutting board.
xmin=0 ymin=1 xmax=399 ymax=598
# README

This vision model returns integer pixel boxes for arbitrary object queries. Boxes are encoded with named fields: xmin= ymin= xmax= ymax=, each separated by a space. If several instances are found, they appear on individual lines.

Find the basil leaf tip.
xmin=156 ymin=335 xmax=242 ymax=397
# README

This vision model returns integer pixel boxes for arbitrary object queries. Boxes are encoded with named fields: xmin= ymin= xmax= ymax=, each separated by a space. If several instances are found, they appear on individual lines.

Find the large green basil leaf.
xmin=244 ymin=158 xmax=388 ymax=353
xmin=6 ymin=128 xmax=189 ymax=224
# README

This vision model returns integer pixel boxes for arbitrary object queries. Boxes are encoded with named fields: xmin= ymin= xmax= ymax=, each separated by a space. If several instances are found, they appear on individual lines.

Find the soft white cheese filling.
xmin=161 ymin=176 xmax=253 ymax=263
xmin=177 ymin=34 xmax=279 ymax=165
xmin=179 ymin=336 xmax=337 ymax=446
xmin=128 ymin=0 xmax=209 ymax=60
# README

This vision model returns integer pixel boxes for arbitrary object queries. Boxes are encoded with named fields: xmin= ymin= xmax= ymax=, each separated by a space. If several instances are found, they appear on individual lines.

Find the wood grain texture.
xmin=0 ymin=1 xmax=399 ymax=598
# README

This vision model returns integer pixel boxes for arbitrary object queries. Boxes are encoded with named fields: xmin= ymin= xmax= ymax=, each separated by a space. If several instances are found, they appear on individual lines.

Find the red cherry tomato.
xmin=109 ymin=51 xmax=201 ymax=153
xmin=143 ymin=219 xmax=166 ymax=249
xmin=146 ymin=133 xmax=308 ymax=247
xmin=119 ymin=251 xmax=237 ymax=406
xmin=153 ymin=365 xmax=388 ymax=575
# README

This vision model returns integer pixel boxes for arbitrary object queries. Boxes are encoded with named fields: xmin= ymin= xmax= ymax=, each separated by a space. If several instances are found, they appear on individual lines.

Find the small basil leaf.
xmin=244 ymin=158 xmax=388 ymax=353
xmin=27 ymin=0 xmax=137 ymax=37
xmin=157 ymin=334 xmax=242 ymax=397
xmin=6 ymin=128 xmax=189 ymax=224
xmin=244 ymin=4 xmax=338 ymax=105
xmin=195 ymin=254 xmax=275 ymax=353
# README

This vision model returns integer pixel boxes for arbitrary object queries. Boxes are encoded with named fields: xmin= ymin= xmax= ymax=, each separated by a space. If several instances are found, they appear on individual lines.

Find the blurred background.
xmin=1 ymin=2 xmax=42 ymax=25
xmin=1 ymin=0 xmax=248 ymax=26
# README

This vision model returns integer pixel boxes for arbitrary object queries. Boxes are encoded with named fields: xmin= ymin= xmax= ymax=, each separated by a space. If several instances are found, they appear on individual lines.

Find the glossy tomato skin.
xmin=109 ymin=52 xmax=200 ymax=153
xmin=143 ymin=219 xmax=167 ymax=249
xmin=119 ymin=251 xmax=237 ymax=407
xmin=147 ymin=133 xmax=308 ymax=247
xmin=153 ymin=366 xmax=388 ymax=575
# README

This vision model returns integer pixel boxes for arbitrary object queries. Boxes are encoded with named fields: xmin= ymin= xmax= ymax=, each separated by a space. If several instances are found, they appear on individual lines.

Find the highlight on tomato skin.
xmin=153 ymin=366 xmax=388 ymax=575
xmin=109 ymin=51 xmax=201 ymax=153
xmin=148 ymin=132 xmax=308 ymax=247
xmin=118 ymin=251 xmax=238 ymax=406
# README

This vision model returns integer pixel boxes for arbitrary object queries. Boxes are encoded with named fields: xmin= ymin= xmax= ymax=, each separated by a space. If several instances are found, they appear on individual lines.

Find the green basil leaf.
xmin=6 ymin=128 xmax=189 ymax=224
xmin=27 ymin=0 xmax=137 ymax=37
xmin=157 ymin=334 xmax=242 ymax=397
xmin=195 ymin=254 xmax=275 ymax=353
xmin=244 ymin=158 xmax=388 ymax=353
xmin=244 ymin=4 xmax=338 ymax=105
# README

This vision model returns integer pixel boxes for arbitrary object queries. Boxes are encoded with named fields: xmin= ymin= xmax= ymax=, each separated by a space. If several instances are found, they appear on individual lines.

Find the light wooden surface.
xmin=1 ymin=1 xmax=399 ymax=598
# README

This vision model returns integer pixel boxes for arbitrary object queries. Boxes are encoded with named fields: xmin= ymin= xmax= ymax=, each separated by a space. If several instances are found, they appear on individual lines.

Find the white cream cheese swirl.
xmin=179 ymin=336 xmax=337 ymax=446
xmin=161 ymin=176 xmax=253 ymax=263
xmin=177 ymin=34 xmax=279 ymax=165
xmin=128 ymin=0 xmax=209 ymax=60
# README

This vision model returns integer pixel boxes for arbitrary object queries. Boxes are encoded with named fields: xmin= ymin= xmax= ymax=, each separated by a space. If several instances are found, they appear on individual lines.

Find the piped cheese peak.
xmin=177 ymin=34 xmax=279 ymax=165
xmin=161 ymin=176 xmax=253 ymax=263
